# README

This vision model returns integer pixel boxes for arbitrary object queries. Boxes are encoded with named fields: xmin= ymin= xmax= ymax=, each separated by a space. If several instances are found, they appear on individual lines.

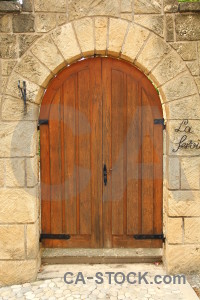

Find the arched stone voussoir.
xmin=108 ymin=18 xmax=129 ymax=57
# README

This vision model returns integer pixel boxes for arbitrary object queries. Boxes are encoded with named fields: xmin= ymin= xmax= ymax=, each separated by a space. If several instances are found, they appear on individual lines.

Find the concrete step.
xmin=41 ymin=248 xmax=163 ymax=264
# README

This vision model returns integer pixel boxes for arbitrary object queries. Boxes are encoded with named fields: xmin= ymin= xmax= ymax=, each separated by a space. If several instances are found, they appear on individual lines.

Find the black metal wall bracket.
xmin=37 ymin=119 xmax=49 ymax=130
xmin=18 ymin=80 xmax=27 ymax=114
xmin=40 ymin=233 xmax=71 ymax=242
xmin=133 ymin=234 xmax=165 ymax=243
xmin=154 ymin=118 xmax=166 ymax=130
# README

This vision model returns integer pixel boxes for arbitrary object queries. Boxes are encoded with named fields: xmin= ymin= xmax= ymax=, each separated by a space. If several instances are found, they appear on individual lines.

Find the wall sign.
xmin=172 ymin=119 xmax=200 ymax=152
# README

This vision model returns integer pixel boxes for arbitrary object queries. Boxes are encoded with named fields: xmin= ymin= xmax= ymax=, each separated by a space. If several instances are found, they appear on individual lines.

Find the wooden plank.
xmin=111 ymin=69 xmax=124 ymax=236
xmin=63 ymin=75 xmax=77 ymax=234
xmin=126 ymin=76 xmax=140 ymax=235
xmin=141 ymin=89 xmax=154 ymax=234
xmin=78 ymin=68 xmax=92 ymax=235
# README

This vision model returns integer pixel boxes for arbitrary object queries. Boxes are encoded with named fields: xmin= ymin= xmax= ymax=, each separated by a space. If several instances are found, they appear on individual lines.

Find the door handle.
xmin=103 ymin=164 xmax=107 ymax=186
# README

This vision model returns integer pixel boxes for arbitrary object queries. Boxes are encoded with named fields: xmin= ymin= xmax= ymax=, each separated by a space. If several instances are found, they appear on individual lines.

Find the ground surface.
xmin=0 ymin=263 xmax=199 ymax=300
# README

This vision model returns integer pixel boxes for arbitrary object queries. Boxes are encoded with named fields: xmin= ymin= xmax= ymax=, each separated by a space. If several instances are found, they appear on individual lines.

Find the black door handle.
xmin=103 ymin=164 xmax=107 ymax=186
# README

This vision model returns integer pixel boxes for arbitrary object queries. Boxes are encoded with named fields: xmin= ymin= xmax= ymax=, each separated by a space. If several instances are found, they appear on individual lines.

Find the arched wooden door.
xmin=39 ymin=58 xmax=163 ymax=248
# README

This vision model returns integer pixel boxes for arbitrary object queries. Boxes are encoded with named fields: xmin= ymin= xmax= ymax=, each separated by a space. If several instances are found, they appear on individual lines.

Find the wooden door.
xmin=40 ymin=57 xmax=163 ymax=248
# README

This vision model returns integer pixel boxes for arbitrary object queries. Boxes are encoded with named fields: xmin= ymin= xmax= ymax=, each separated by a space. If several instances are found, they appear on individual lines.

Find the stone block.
xmin=121 ymin=0 xmax=132 ymax=12
xmin=165 ymin=243 xmax=200 ymax=274
xmin=160 ymin=72 xmax=197 ymax=102
xmin=164 ymin=0 xmax=178 ymax=13
xmin=57 ymin=14 xmax=67 ymax=26
xmin=121 ymin=24 xmax=149 ymax=62
xmin=68 ymin=0 xmax=120 ymax=20
xmin=121 ymin=13 xmax=132 ymax=21
xmin=186 ymin=60 xmax=199 ymax=76
xmin=175 ymin=14 xmax=200 ymax=41
xmin=0 ymin=35 xmax=17 ymax=59
xmin=51 ymin=23 xmax=81 ymax=63
xmin=0 ymin=160 xmax=4 ymax=187
xmin=0 ymin=121 xmax=37 ymax=157
xmin=134 ymin=0 xmax=161 ymax=14
xmin=6 ymin=72 xmax=44 ymax=105
xmin=26 ymin=156 xmax=39 ymax=187
xmin=0 ymin=1 xmax=21 ymax=12
xmin=135 ymin=15 xmax=163 ymax=37
xmin=31 ymin=35 xmax=65 ymax=74
xmin=136 ymin=35 xmax=170 ymax=74
xmin=151 ymin=51 xmax=186 ymax=86
xmin=0 ymin=225 xmax=25 ymax=259
xmin=171 ymin=42 xmax=197 ymax=61
xmin=181 ymin=157 xmax=200 ymax=190
xmin=0 ymin=259 xmax=39 ymax=286
xmin=34 ymin=0 xmax=66 ymax=12
xmin=35 ymin=13 xmax=56 ymax=33
xmin=164 ymin=94 xmax=200 ymax=120
xmin=74 ymin=18 xmax=94 ymax=56
xmin=27 ymin=220 xmax=39 ymax=258
xmin=179 ymin=2 xmax=200 ymax=12
xmin=2 ymin=95 xmax=39 ymax=121
xmin=95 ymin=17 xmax=108 ymax=55
xmin=22 ymin=0 xmax=33 ymax=12
xmin=166 ymin=217 xmax=183 ymax=244
xmin=5 ymin=158 xmax=25 ymax=187
xmin=165 ymin=14 xmax=174 ymax=42
xmin=1 ymin=60 xmax=17 ymax=76
xmin=0 ymin=15 xmax=12 ymax=32
xmin=13 ymin=14 xmax=35 ymax=33
xmin=15 ymin=54 xmax=52 ymax=87
xmin=167 ymin=157 xmax=180 ymax=189
xmin=0 ymin=188 xmax=38 ymax=223
xmin=185 ymin=218 xmax=200 ymax=244
xmin=108 ymin=18 xmax=128 ymax=57
xmin=167 ymin=189 xmax=200 ymax=217
xmin=19 ymin=34 xmax=41 ymax=57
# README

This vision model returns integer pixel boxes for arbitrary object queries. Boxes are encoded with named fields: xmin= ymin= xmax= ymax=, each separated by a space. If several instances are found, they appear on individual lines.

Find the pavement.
xmin=0 ymin=263 xmax=199 ymax=300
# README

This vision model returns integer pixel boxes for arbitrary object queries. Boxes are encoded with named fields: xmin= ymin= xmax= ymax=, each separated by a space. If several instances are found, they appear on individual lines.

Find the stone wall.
xmin=0 ymin=0 xmax=200 ymax=285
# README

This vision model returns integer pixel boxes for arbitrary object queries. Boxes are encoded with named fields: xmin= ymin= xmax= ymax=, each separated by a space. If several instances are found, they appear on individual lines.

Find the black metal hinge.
xmin=133 ymin=234 xmax=165 ymax=243
xmin=37 ymin=119 xmax=49 ymax=130
xmin=40 ymin=233 xmax=71 ymax=242
xmin=154 ymin=118 xmax=166 ymax=130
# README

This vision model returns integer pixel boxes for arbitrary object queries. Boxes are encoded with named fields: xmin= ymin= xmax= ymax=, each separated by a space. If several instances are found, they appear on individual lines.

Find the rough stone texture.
xmin=166 ymin=217 xmax=182 ymax=244
xmin=74 ymin=18 xmax=94 ymax=56
xmin=0 ymin=35 xmax=17 ymax=59
xmin=160 ymin=72 xmax=197 ymax=102
xmin=68 ymin=0 xmax=120 ymax=20
xmin=165 ymin=14 xmax=174 ymax=42
xmin=195 ymin=77 xmax=200 ymax=94
xmin=108 ymin=18 xmax=128 ymax=56
xmin=31 ymin=35 xmax=65 ymax=74
xmin=13 ymin=14 xmax=35 ymax=33
xmin=164 ymin=0 xmax=178 ymax=13
xmin=35 ymin=13 xmax=57 ymax=32
xmin=136 ymin=34 xmax=170 ymax=74
xmin=165 ymin=243 xmax=200 ymax=274
xmin=0 ymin=225 xmax=25 ymax=259
xmin=167 ymin=157 xmax=180 ymax=189
xmin=0 ymin=259 xmax=39 ymax=286
xmin=121 ymin=0 xmax=132 ymax=12
xmin=179 ymin=2 xmax=200 ymax=13
xmin=134 ymin=0 xmax=161 ymax=14
xmin=0 ymin=15 xmax=12 ymax=33
xmin=0 ymin=188 xmax=38 ymax=223
xmin=34 ymin=0 xmax=66 ymax=12
xmin=57 ymin=14 xmax=67 ymax=26
xmin=171 ymin=42 xmax=197 ymax=61
xmin=186 ymin=60 xmax=199 ymax=76
xmin=19 ymin=34 xmax=41 ymax=57
xmin=164 ymin=94 xmax=200 ymax=120
xmin=181 ymin=157 xmax=200 ymax=190
xmin=5 ymin=158 xmax=25 ymax=187
xmin=2 ymin=95 xmax=39 ymax=121
xmin=26 ymin=156 xmax=39 ymax=187
xmin=121 ymin=24 xmax=149 ymax=62
xmin=135 ymin=15 xmax=164 ymax=37
xmin=0 ymin=1 xmax=21 ymax=12
xmin=22 ymin=0 xmax=33 ymax=12
xmin=167 ymin=189 xmax=200 ymax=217
xmin=27 ymin=220 xmax=39 ymax=258
xmin=0 ymin=121 xmax=37 ymax=157
xmin=51 ymin=23 xmax=81 ymax=63
xmin=0 ymin=160 xmax=4 ymax=187
xmin=121 ymin=13 xmax=132 ymax=21
xmin=14 ymin=54 xmax=52 ymax=87
xmin=175 ymin=14 xmax=200 ymax=41
xmin=95 ymin=17 xmax=107 ymax=55
xmin=1 ymin=60 xmax=17 ymax=76
xmin=185 ymin=218 xmax=200 ymax=244
xmin=151 ymin=50 xmax=186 ymax=86
xmin=6 ymin=72 xmax=44 ymax=105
